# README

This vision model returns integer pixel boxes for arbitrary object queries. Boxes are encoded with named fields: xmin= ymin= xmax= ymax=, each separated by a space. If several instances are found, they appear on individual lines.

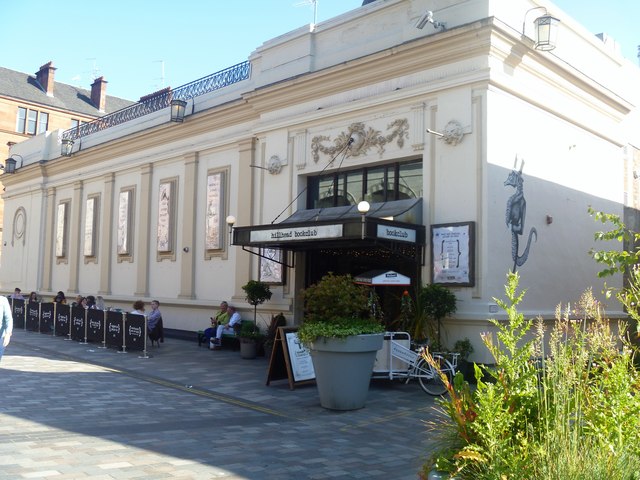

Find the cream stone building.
xmin=2 ymin=0 xmax=639 ymax=362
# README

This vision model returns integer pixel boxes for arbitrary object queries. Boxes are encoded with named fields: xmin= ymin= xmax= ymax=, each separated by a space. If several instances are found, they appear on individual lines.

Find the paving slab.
xmin=0 ymin=329 xmax=445 ymax=479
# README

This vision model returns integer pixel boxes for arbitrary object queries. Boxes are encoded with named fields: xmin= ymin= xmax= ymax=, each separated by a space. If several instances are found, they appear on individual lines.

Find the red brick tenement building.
xmin=0 ymin=61 xmax=133 ymax=250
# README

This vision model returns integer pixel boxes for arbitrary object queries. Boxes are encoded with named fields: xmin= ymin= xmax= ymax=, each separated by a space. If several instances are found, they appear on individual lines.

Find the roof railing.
xmin=61 ymin=61 xmax=251 ymax=142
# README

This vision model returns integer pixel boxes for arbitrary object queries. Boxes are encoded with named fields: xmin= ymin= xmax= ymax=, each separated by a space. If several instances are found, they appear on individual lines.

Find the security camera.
xmin=415 ymin=10 xmax=433 ymax=29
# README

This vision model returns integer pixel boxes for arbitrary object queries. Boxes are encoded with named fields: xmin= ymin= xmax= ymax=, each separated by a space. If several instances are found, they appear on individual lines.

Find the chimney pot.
xmin=91 ymin=76 xmax=108 ymax=112
xmin=36 ymin=61 xmax=56 ymax=96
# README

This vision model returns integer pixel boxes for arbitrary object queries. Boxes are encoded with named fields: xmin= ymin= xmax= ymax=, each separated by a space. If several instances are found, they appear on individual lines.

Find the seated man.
xmin=203 ymin=301 xmax=229 ymax=345
xmin=211 ymin=305 xmax=241 ymax=347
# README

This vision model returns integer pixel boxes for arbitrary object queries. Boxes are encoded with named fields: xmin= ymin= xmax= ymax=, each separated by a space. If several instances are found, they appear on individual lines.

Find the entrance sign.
xmin=250 ymin=224 xmax=343 ymax=243
xmin=431 ymin=221 xmax=475 ymax=287
xmin=376 ymin=225 xmax=416 ymax=243
xmin=354 ymin=270 xmax=411 ymax=286
xmin=266 ymin=327 xmax=316 ymax=389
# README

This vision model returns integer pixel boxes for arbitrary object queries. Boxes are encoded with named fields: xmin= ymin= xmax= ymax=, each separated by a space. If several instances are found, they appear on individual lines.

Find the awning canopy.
xmin=231 ymin=199 xmax=426 ymax=258
xmin=353 ymin=270 xmax=411 ymax=286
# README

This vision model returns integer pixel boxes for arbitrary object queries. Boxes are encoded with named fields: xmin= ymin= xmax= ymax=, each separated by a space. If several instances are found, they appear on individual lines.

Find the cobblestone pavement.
xmin=0 ymin=329 xmax=444 ymax=479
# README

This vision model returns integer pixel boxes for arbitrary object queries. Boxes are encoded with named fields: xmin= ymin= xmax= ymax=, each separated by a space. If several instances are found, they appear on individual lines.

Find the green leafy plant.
xmin=423 ymin=272 xmax=640 ymax=479
xmin=588 ymin=206 xmax=640 ymax=279
xmin=239 ymin=321 xmax=263 ymax=341
xmin=241 ymin=280 xmax=272 ymax=336
xmin=297 ymin=273 xmax=384 ymax=346
xmin=452 ymin=338 xmax=473 ymax=360
xmin=263 ymin=312 xmax=286 ymax=351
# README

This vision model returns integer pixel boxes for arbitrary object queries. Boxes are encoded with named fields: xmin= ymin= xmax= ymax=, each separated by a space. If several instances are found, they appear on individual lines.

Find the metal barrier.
xmin=8 ymin=297 xmax=149 ymax=357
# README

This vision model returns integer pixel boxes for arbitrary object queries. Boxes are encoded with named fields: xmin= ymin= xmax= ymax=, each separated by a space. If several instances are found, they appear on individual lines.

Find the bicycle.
xmin=372 ymin=331 xmax=458 ymax=395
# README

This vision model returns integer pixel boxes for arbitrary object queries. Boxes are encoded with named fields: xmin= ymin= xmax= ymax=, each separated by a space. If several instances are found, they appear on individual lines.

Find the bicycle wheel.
xmin=415 ymin=357 xmax=451 ymax=395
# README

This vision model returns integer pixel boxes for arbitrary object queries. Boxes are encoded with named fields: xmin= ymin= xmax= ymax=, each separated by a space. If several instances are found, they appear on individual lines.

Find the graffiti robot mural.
xmin=505 ymin=157 xmax=537 ymax=273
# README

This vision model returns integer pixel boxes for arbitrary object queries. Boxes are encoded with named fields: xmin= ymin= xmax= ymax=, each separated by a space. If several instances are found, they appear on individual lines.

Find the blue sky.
xmin=1 ymin=0 xmax=637 ymax=101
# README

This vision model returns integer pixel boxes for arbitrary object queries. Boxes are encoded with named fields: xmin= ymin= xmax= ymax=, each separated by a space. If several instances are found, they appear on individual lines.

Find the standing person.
xmin=203 ymin=301 xmax=229 ymax=345
xmin=147 ymin=300 xmax=163 ymax=345
xmin=28 ymin=291 xmax=39 ymax=303
xmin=10 ymin=288 xmax=24 ymax=300
xmin=0 ymin=295 xmax=13 ymax=362
xmin=213 ymin=305 xmax=241 ymax=346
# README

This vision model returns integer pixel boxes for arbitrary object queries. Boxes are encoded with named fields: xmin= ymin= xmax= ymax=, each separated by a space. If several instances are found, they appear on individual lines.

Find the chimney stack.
xmin=36 ymin=61 xmax=56 ymax=96
xmin=91 ymin=76 xmax=108 ymax=112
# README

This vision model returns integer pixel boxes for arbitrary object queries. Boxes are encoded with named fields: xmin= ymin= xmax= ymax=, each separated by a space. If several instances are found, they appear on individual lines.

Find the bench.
xmin=197 ymin=320 xmax=254 ymax=350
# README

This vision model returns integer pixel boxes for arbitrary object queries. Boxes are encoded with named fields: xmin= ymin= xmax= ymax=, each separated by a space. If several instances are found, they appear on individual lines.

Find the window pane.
xmin=38 ymin=112 xmax=49 ymax=134
xmin=16 ymin=107 xmax=26 ymax=133
xmin=315 ymin=175 xmax=336 ymax=208
xmin=386 ymin=167 xmax=396 ymax=200
xmin=335 ymin=173 xmax=350 ymax=206
xmin=365 ymin=167 xmax=386 ymax=203
xmin=345 ymin=171 xmax=363 ymax=205
xmin=27 ymin=110 xmax=37 ymax=135
xmin=398 ymin=161 xmax=422 ymax=199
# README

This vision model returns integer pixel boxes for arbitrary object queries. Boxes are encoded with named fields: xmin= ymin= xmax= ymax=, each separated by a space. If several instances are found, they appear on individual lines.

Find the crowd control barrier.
xmin=9 ymin=298 xmax=150 ymax=357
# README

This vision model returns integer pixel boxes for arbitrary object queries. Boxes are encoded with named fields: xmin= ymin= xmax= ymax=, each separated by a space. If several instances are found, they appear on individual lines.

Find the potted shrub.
xmin=452 ymin=337 xmax=474 ymax=382
xmin=241 ymin=280 xmax=272 ymax=358
xmin=264 ymin=313 xmax=287 ymax=360
xmin=420 ymin=284 xmax=457 ymax=349
xmin=238 ymin=321 xmax=263 ymax=359
xmin=298 ymin=273 xmax=384 ymax=411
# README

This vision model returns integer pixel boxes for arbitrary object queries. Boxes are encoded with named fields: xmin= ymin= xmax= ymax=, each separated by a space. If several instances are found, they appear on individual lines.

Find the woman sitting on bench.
xmin=203 ymin=301 xmax=229 ymax=345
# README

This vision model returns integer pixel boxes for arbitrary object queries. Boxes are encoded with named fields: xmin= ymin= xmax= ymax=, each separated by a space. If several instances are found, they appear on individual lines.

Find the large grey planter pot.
xmin=240 ymin=339 xmax=257 ymax=359
xmin=309 ymin=333 xmax=384 ymax=411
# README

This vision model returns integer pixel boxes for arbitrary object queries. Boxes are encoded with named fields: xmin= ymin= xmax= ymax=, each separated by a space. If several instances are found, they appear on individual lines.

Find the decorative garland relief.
xmin=311 ymin=119 xmax=409 ymax=163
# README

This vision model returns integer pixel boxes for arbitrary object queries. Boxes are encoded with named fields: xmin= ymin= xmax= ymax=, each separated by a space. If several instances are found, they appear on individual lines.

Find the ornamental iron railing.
xmin=61 ymin=61 xmax=251 ymax=142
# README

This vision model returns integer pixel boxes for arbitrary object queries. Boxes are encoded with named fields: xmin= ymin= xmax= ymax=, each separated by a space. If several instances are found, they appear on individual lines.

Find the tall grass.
xmin=424 ymin=273 xmax=640 ymax=480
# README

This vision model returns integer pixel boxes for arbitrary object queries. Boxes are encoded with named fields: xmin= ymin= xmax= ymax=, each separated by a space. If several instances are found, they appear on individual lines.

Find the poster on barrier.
xmin=26 ymin=302 xmax=39 ymax=332
xmin=40 ymin=303 xmax=55 ymax=334
xmin=70 ymin=307 xmax=86 ymax=341
xmin=11 ymin=298 xmax=25 ymax=329
xmin=55 ymin=304 xmax=71 ymax=337
xmin=125 ymin=313 xmax=146 ymax=351
xmin=86 ymin=309 xmax=105 ymax=344
xmin=105 ymin=311 xmax=124 ymax=350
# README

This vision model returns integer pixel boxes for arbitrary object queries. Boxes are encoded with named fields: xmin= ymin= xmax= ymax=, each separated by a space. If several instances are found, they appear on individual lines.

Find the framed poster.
xmin=84 ymin=196 xmax=98 ymax=257
xmin=205 ymin=172 xmax=224 ymax=250
xmin=55 ymin=202 xmax=68 ymax=257
xmin=259 ymin=248 xmax=285 ymax=284
xmin=117 ymin=190 xmax=132 ymax=255
xmin=157 ymin=181 xmax=172 ymax=252
xmin=431 ymin=221 xmax=475 ymax=287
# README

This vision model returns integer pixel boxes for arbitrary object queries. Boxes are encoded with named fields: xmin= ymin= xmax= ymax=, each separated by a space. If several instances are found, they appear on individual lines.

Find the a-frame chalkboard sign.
xmin=266 ymin=326 xmax=315 ymax=390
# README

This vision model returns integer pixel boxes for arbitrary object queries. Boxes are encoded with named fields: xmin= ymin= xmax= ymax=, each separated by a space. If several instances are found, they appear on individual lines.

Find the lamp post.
xmin=61 ymin=138 xmax=74 ymax=157
xmin=534 ymin=15 xmax=560 ymax=51
xmin=357 ymin=201 xmax=370 ymax=240
xmin=226 ymin=215 xmax=236 ymax=244
xmin=170 ymin=99 xmax=187 ymax=122
xmin=522 ymin=7 xmax=560 ymax=52
xmin=2 ymin=154 xmax=23 ymax=174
